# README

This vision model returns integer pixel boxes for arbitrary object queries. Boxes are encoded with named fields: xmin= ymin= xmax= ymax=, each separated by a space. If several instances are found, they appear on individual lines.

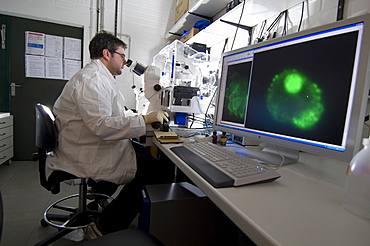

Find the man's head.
xmin=89 ymin=31 xmax=128 ymax=76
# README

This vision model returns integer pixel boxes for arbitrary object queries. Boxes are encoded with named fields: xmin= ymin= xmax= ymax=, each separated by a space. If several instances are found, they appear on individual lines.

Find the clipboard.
xmin=154 ymin=131 xmax=183 ymax=144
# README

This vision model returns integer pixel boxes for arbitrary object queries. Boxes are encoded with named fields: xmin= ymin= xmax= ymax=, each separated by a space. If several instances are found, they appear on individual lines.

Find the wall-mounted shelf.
xmin=219 ymin=0 xmax=304 ymax=28
xmin=170 ymin=0 xmax=305 ymax=53
xmin=166 ymin=0 xmax=231 ymax=38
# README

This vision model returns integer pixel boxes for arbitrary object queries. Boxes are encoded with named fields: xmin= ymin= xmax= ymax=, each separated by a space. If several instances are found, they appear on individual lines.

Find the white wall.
xmin=1 ymin=0 xmax=369 ymax=109
xmin=215 ymin=0 xmax=370 ymax=53
xmin=0 ymin=0 xmax=174 ymax=109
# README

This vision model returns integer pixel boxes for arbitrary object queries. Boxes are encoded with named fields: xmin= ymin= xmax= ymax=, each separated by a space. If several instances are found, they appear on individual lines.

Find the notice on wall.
xmin=64 ymin=59 xmax=81 ymax=80
xmin=45 ymin=34 xmax=63 ymax=58
xmin=64 ymin=37 xmax=81 ymax=60
xmin=25 ymin=31 xmax=45 ymax=55
xmin=25 ymin=55 xmax=45 ymax=78
xmin=24 ymin=31 xmax=82 ymax=80
xmin=46 ymin=57 xmax=63 ymax=79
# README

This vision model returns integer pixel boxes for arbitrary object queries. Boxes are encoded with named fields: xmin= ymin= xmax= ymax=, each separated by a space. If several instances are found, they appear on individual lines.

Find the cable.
xmin=222 ymin=38 xmax=228 ymax=53
xmin=188 ymin=115 xmax=207 ymax=125
xmin=256 ymin=20 xmax=267 ymax=42
xmin=297 ymin=1 xmax=305 ymax=32
xmin=266 ymin=12 xmax=284 ymax=33
xmin=256 ymin=143 xmax=285 ymax=170
xmin=273 ymin=145 xmax=285 ymax=170
xmin=186 ymin=113 xmax=213 ymax=131
xmin=283 ymin=10 xmax=288 ymax=36
xmin=231 ymin=0 xmax=246 ymax=50
xmin=204 ymin=85 xmax=218 ymax=128
xmin=189 ymin=113 xmax=195 ymax=128
xmin=259 ymin=20 xmax=266 ymax=38
xmin=205 ymin=86 xmax=218 ymax=116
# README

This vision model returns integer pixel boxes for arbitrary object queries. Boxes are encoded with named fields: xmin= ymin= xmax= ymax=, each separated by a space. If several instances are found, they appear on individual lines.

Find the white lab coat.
xmin=46 ymin=59 xmax=146 ymax=185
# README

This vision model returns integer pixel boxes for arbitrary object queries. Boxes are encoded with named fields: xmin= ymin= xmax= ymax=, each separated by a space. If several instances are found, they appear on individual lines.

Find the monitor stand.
xmin=235 ymin=144 xmax=299 ymax=166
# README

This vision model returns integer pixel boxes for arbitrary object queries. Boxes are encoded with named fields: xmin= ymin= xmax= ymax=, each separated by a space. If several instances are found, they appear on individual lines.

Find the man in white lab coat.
xmin=46 ymin=30 xmax=169 ymax=236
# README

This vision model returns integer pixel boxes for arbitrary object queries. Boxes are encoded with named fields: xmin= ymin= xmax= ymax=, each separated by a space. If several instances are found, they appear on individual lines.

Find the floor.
xmin=0 ymin=161 xmax=253 ymax=246
xmin=0 ymin=161 xmax=118 ymax=246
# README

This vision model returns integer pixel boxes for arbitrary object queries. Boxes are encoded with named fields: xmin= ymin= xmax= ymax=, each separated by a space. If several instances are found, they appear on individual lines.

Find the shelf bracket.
xmin=220 ymin=19 xmax=254 ymax=35
xmin=188 ymin=11 xmax=212 ymax=21
xmin=168 ymin=32 xmax=182 ymax=37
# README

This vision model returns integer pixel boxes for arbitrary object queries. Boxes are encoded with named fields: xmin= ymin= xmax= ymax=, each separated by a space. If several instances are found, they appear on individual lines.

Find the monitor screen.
xmin=214 ymin=14 xmax=370 ymax=165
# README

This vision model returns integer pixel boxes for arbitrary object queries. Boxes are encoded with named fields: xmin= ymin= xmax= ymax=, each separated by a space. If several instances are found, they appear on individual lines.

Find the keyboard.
xmin=171 ymin=142 xmax=281 ymax=188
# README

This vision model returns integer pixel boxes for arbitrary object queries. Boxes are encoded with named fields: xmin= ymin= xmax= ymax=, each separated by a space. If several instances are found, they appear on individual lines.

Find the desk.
xmin=153 ymin=138 xmax=370 ymax=246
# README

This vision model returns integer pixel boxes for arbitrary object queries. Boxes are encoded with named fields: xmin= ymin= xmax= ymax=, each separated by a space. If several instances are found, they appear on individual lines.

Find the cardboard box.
xmin=175 ymin=0 xmax=189 ymax=23
xmin=179 ymin=27 xmax=199 ymax=43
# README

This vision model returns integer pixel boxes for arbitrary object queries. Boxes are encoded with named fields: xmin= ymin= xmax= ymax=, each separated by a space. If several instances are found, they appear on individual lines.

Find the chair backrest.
xmin=35 ymin=103 xmax=58 ymax=192
xmin=35 ymin=103 xmax=57 ymax=150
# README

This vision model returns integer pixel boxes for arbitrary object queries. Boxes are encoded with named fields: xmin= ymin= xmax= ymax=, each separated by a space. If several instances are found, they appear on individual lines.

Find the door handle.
xmin=1 ymin=24 xmax=5 ymax=49
xmin=10 ymin=82 xmax=21 ymax=96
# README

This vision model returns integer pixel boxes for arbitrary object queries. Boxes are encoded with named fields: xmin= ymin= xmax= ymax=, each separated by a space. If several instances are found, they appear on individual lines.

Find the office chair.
xmin=34 ymin=103 xmax=165 ymax=246
xmin=33 ymin=103 xmax=112 ymax=246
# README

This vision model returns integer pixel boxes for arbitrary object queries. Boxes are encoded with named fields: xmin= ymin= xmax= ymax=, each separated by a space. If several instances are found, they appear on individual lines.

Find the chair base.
xmin=36 ymin=192 xmax=113 ymax=246
xmin=43 ymin=193 xmax=112 ymax=229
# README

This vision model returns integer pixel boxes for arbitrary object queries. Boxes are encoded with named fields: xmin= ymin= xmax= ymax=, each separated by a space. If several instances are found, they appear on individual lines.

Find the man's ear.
xmin=102 ymin=49 xmax=111 ymax=60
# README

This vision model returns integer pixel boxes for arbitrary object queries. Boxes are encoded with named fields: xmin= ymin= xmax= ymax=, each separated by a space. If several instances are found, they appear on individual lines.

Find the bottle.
xmin=220 ymin=132 xmax=227 ymax=146
xmin=342 ymin=137 xmax=370 ymax=218
xmin=212 ymin=131 xmax=217 ymax=144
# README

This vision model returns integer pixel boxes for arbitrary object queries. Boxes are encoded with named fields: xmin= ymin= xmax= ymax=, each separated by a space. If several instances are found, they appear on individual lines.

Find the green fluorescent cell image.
xmin=267 ymin=69 xmax=324 ymax=129
xmin=225 ymin=72 xmax=249 ymax=120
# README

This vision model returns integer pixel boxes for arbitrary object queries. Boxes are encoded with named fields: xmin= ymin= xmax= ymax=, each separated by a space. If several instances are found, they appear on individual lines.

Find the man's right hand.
xmin=142 ymin=111 xmax=169 ymax=124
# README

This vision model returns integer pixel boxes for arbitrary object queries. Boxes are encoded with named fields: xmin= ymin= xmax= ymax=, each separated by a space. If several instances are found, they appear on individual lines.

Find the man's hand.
xmin=142 ymin=111 xmax=169 ymax=124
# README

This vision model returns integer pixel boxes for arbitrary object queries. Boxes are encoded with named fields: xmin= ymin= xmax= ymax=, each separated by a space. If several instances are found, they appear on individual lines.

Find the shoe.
xmin=87 ymin=198 xmax=109 ymax=212
xmin=96 ymin=198 xmax=109 ymax=209
xmin=87 ymin=201 xmax=99 ymax=211
xmin=63 ymin=228 xmax=85 ymax=242
xmin=84 ymin=221 xmax=103 ymax=240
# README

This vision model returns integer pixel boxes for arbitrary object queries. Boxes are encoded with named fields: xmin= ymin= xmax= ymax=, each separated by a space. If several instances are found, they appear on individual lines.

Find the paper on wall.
xmin=25 ymin=55 xmax=45 ymax=78
xmin=45 ymin=57 xmax=63 ymax=79
xmin=64 ymin=37 xmax=81 ymax=60
xmin=64 ymin=59 xmax=81 ymax=80
xmin=45 ymin=34 xmax=63 ymax=58
xmin=25 ymin=31 xmax=45 ymax=55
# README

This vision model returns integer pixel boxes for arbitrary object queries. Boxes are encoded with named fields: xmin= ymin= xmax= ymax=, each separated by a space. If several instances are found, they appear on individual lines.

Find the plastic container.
xmin=342 ymin=137 xmax=370 ymax=218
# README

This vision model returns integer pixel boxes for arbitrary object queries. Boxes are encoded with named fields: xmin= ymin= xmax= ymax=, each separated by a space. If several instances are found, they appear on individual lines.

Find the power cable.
xmin=297 ymin=1 xmax=305 ymax=32
xmin=231 ymin=0 xmax=246 ymax=50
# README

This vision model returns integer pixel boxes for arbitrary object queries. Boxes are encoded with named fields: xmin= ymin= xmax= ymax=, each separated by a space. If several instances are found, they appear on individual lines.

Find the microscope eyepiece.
xmin=126 ymin=59 xmax=133 ymax=67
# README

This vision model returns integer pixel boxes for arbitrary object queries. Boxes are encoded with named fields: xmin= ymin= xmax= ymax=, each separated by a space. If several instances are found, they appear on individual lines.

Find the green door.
xmin=0 ymin=14 xmax=83 ymax=160
xmin=0 ymin=15 xmax=10 ymax=112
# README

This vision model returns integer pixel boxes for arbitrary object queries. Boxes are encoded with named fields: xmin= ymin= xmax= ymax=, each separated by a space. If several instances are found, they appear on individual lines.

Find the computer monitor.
xmin=214 ymin=14 xmax=370 ymax=165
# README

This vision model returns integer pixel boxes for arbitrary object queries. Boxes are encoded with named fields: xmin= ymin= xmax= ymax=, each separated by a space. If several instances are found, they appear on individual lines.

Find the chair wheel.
xmin=40 ymin=219 xmax=49 ymax=227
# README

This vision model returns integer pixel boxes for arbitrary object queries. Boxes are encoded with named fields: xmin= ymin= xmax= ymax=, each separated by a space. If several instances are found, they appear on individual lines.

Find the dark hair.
xmin=89 ymin=30 xmax=127 ymax=59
